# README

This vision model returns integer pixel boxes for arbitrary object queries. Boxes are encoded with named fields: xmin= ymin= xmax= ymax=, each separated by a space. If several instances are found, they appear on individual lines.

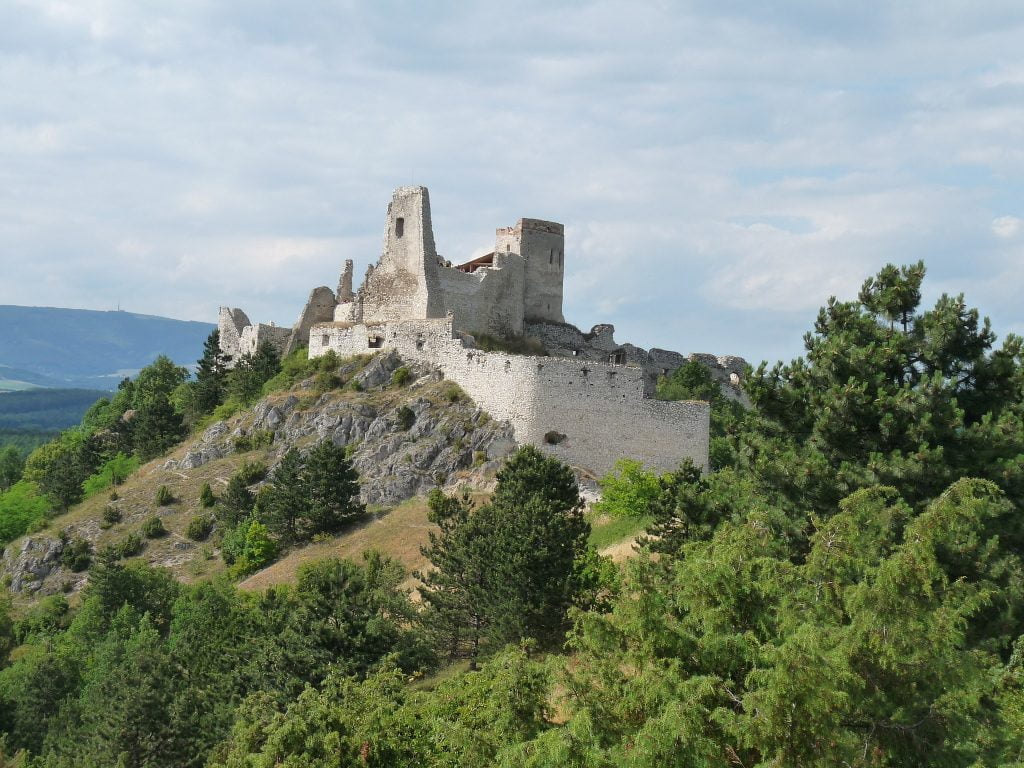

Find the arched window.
xmin=395 ymin=218 xmax=404 ymax=238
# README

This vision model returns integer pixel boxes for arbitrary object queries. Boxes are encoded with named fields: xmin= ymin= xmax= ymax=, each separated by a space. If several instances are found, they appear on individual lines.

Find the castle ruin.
xmin=219 ymin=186 xmax=746 ymax=475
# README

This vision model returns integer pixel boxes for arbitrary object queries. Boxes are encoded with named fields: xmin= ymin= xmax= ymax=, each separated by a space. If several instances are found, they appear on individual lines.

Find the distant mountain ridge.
xmin=0 ymin=305 xmax=215 ymax=390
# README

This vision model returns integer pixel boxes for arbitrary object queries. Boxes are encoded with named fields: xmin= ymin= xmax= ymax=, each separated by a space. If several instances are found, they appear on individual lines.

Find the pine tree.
xmin=419 ymin=447 xmax=591 ymax=663
xmin=304 ymin=439 xmax=365 ymax=535
xmin=257 ymin=448 xmax=307 ymax=544
xmin=193 ymin=330 xmax=230 ymax=415
xmin=217 ymin=475 xmax=255 ymax=527
xmin=0 ymin=446 xmax=24 ymax=492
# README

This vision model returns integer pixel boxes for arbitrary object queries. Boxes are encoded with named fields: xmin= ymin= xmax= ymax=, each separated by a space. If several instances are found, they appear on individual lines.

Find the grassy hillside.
xmin=0 ymin=305 xmax=213 ymax=389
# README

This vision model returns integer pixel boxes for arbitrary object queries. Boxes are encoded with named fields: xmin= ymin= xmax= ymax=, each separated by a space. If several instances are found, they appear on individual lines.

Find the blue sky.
xmin=1 ymin=1 xmax=1022 ymax=366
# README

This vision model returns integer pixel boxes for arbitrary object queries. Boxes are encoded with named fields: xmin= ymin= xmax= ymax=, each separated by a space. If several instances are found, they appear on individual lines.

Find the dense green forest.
xmin=2 ymin=262 xmax=1024 ymax=766
xmin=0 ymin=389 xmax=110 ymax=432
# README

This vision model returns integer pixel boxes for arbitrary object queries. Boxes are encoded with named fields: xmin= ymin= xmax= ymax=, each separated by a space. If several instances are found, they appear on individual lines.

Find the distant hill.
xmin=0 ymin=388 xmax=111 ymax=432
xmin=0 ymin=305 xmax=215 ymax=390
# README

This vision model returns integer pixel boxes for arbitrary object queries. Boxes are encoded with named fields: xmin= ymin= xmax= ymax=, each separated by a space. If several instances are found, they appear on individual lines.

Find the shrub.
xmin=236 ymin=460 xmax=268 ymax=485
xmin=395 ymin=406 xmax=416 ymax=431
xmin=544 ymin=431 xmax=567 ymax=445
xmin=199 ymin=482 xmax=216 ymax=508
xmin=234 ymin=429 xmax=274 ymax=453
xmin=313 ymin=371 xmax=343 ymax=393
xmin=100 ymin=531 xmax=145 ymax=562
xmin=109 ymin=490 xmax=119 ymax=501
xmin=102 ymin=505 xmax=122 ymax=525
xmin=186 ymin=514 xmax=214 ymax=541
xmin=155 ymin=485 xmax=175 ymax=506
xmin=391 ymin=366 xmax=412 ymax=387
xmin=222 ymin=518 xmax=278 ymax=576
xmin=118 ymin=531 xmax=145 ymax=557
xmin=141 ymin=515 xmax=167 ymax=539
xmin=82 ymin=453 xmax=140 ymax=498
xmin=441 ymin=381 xmax=464 ymax=403
xmin=0 ymin=481 xmax=48 ymax=544
xmin=59 ymin=536 xmax=92 ymax=572
xmin=473 ymin=332 xmax=548 ymax=356
xmin=348 ymin=379 xmax=364 ymax=392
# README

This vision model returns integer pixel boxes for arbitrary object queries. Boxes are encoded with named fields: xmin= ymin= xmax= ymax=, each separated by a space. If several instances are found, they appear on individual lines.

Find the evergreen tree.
xmin=0 ymin=446 xmax=24 ymax=492
xmin=418 ymin=490 xmax=495 ymax=664
xmin=257 ymin=448 xmax=306 ymax=544
xmin=192 ymin=329 xmax=230 ymax=415
xmin=304 ymin=439 xmax=365 ymax=535
xmin=217 ymin=475 xmax=255 ymax=527
xmin=130 ymin=357 xmax=187 ymax=461
xmin=419 ymin=447 xmax=590 ymax=663
xmin=227 ymin=341 xmax=281 ymax=405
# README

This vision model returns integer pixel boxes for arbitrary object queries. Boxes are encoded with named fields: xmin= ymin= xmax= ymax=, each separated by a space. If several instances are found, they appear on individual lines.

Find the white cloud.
xmin=0 ymin=0 xmax=1023 ymax=365
xmin=992 ymin=216 xmax=1022 ymax=238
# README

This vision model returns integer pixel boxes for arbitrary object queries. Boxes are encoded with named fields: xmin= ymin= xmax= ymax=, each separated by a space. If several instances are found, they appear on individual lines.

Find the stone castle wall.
xmin=309 ymin=318 xmax=709 ymax=476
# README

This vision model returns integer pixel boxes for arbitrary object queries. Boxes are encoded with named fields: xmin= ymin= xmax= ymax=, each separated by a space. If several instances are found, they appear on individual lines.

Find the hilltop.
xmin=0 ymin=305 xmax=213 ymax=390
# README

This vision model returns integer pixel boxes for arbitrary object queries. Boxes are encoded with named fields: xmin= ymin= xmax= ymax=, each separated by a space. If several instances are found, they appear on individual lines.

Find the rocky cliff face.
xmin=165 ymin=351 xmax=516 ymax=504
xmin=2 ymin=351 xmax=517 ymax=596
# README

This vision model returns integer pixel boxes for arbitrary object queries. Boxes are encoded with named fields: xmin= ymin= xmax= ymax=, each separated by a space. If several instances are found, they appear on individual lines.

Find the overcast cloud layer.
xmin=1 ymin=1 xmax=1022 ymax=365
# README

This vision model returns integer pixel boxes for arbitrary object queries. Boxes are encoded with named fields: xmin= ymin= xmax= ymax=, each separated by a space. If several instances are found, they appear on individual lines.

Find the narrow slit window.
xmin=549 ymin=248 xmax=553 ymax=264
xmin=395 ymin=217 xmax=404 ymax=238
xmin=559 ymin=250 xmax=563 ymax=267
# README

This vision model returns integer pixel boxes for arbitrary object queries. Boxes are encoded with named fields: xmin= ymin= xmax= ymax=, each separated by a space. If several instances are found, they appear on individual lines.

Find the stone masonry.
xmin=218 ymin=186 xmax=747 ymax=475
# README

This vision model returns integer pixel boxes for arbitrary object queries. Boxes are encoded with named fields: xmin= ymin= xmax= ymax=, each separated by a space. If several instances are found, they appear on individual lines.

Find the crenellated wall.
xmin=309 ymin=318 xmax=709 ymax=475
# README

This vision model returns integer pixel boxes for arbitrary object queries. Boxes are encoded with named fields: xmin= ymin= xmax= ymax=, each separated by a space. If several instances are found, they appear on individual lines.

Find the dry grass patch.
xmin=237 ymin=496 xmax=436 ymax=592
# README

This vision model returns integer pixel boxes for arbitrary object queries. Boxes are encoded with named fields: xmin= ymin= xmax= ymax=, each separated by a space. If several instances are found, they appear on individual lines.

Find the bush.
xmin=102 ymin=505 xmax=122 ymax=525
xmin=391 ymin=366 xmax=412 ymax=387
xmin=141 ymin=515 xmax=167 ymax=539
xmin=99 ymin=531 xmax=144 ymax=561
xmin=118 ymin=531 xmax=145 ymax=557
xmin=0 ymin=481 xmax=48 ymax=544
xmin=473 ymin=333 xmax=548 ymax=356
xmin=234 ymin=429 xmax=274 ymax=453
xmin=395 ymin=406 xmax=416 ymax=431
xmin=221 ymin=518 xmax=278 ymax=577
xmin=59 ymin=536 xmax=92 ymax=572
xmin=313 ymin=371 xmax=343 ymax=393
xmin=441 ymin=381 xmax=464 ymax=403
xmin=155 ymin=485 xmax=175 ymax=506
xmin=544 ymin=430 xmax=567 ymax=445
xmin=199 ymin=482 xmax=216 ymax=508
xmin=82 ymin=453 xmax=140 ymax=498
xmin=186 ymin=514 xmax=214 ymax=541
xmin=236 ymin=460 xmax=268 ymax=485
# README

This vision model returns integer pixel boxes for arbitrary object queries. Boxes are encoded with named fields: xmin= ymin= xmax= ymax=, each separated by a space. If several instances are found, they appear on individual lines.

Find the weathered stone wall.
xmin=237 ymin=323 xmax=291 ymax=359
xmin=519 ymin=219 xmax=566 ymax=324
xmin=309 ymin=318 xmax=709 ymax=475
xmin=359 ymin=186 xmax=446 ymax=324
xmin=285 ymin=286 xmax=337 ymax=356
xmin=435 ymin=252 xmax=526 ymax=337
xmin=526 ymin=321 xmax=749 ymax=403
xmin=218 ymin=307 xmax=251 ymax=362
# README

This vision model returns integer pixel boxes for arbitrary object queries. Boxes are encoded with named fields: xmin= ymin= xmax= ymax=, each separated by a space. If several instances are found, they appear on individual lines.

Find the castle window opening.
xmin=395 ymin=217 xmax=404 ymax=238
xmin=321 ymin=334 xmax=329 ymax=346
xmin=610 ymin=351 xmax=626 ymax=365
xmin=549 ymin=248 xmax=553 ymax=264
xmin=506 ymin=244 xmax=510 ymax=253
xmin=368 ymin=335 xmax=384 ymax=349
xmin=559 ymin=250 xmax=563 ymax=267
